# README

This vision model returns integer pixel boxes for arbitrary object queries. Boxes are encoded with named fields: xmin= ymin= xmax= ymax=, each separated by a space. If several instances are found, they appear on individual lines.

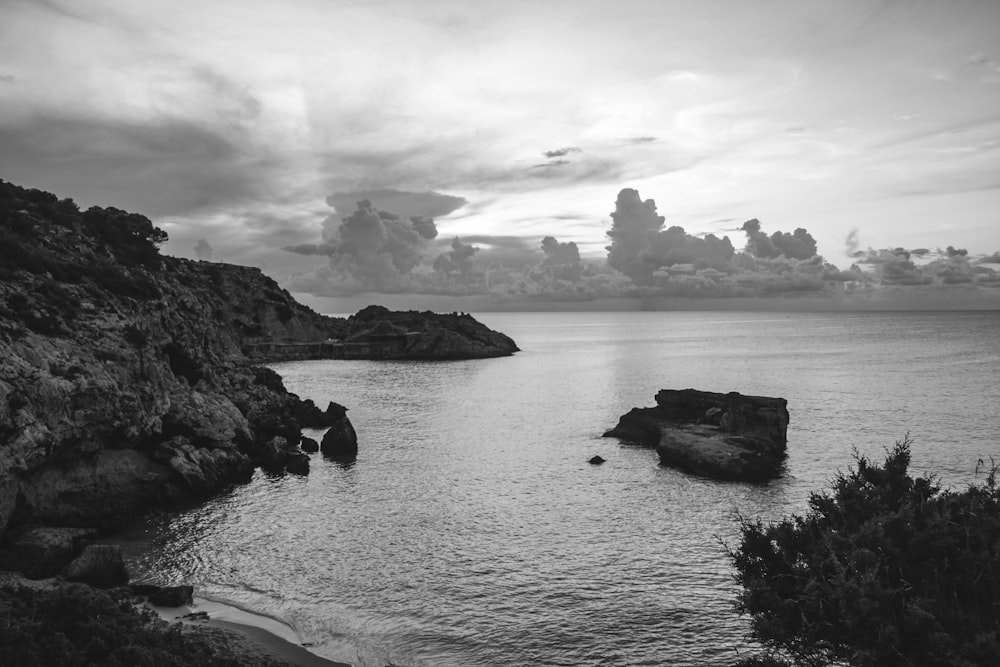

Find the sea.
xmin=121 ymin=310 xmax=1000 ymax=667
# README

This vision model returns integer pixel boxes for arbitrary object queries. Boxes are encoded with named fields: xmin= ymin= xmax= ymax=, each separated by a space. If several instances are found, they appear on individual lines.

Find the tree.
xmin=729 ymin=438 xmax=1000 ymax=667
xmin=82 ymin=206 xmax=168 ymax=267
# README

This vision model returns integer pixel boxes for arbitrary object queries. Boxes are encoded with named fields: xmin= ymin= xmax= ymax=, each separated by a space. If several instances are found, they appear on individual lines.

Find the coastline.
xmin=150 ymin=596 xmax=351 ymax=667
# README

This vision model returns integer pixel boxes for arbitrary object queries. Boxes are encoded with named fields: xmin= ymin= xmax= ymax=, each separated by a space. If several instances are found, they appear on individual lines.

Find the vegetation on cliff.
xmin=729 ymin=439 xmax=1000 ymax=666
xmin=0 ymin=577 xmax=297 ymax=666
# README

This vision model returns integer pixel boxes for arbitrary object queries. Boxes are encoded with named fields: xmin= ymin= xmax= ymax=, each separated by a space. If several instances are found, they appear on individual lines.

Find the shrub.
xmin=0 ymin=582 xmax=248 ymax=666
xmin=728 ymin=438 xmax=1000 ymax=666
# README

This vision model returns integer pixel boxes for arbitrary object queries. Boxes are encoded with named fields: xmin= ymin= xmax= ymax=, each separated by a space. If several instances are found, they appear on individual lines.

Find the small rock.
xmin=589 ymin=455 xmax=606 ymax=465
xmin=285 ymin=451 xmax=310 ymax=475
xmin=181 ymin=611 xmax=210 ymax=621
xmin=300 ymin=437 xmax=319 ymax=453
xmin=63 ymin=544 xmax=129 ymax=588
xmin=321 ymin=417 xmax=358 ymax=458
xmin=148 ymin=584 xmax=194 ymax=607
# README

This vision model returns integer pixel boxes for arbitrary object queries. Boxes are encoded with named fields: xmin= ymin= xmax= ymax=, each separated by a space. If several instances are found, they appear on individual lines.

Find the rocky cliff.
xmin=0 ymin=180 xmax=365 ymax=541
xmin=0 ymin=180 xmax=516 ymax=547
xmin=604 ymin=389 xmax=789 ymax=481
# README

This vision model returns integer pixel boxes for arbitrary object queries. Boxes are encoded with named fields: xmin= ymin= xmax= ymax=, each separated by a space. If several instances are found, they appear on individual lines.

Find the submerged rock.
xmin=604 ymin=389 xmax=789 ymax=481
xmin=589 ymin=455 xmax=606 ymax=465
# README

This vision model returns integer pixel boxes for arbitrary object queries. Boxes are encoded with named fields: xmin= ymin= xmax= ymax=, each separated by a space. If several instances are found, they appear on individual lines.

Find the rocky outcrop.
xmin=0 ymin=180 xmax=351 ymax=540
xmin=147 ymin=584 xmax=194 ymax=607
xmin=345 ymin=306 xmax=518 ymax=360
xmin=320 ymin=403 xmax=358 ymax=458
xmin=248 ymin=305 xmax=520 ymax=361
xmin=604 ymin=389 xmax=789 ymax=481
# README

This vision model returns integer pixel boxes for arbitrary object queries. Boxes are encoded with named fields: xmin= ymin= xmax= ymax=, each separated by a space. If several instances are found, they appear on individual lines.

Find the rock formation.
xmin=320 ymin=403 xmax=358 ymax=458
xmin=0 ymin=180 xmax=518 ymax=546
xmin=604 ymin=389 xmax=789 ymax=481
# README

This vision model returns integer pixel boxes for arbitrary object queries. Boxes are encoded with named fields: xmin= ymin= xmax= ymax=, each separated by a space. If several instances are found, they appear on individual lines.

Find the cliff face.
xmin=0 ymin=181 xmax=350 ymax=539
xmin=604 ymin=389 xmax=789 ymax=481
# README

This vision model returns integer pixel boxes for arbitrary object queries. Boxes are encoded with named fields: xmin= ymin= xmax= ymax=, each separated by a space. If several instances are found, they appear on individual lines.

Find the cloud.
xmin=193 ymin=238 xmax=213 ymax=260
xmin=433 ymin=237 xmax=479 ymax=277
xmin=606 ymin=188 xmax=666 ymax=285
xmin=619 ymin=136 xmax=658 ymax=144
xmin=844 ymin=228 xmax=861 ymax=256
xmin=281 ymin=186 xmax=1000 ymax=307
xmin=284 ymin=198 xmax=441 ymax=293
xmin=741 ymin=218 xmax=817 ymax=260
xmin=0 ymin=115 xmax=278 ymax=218
xmin=325 ymin=189 xmax=467 ymax=220
xmin=539 ymin=236 xmax=584 ymax=281
xmin=542 ymin=147 xmax=581 ymax=158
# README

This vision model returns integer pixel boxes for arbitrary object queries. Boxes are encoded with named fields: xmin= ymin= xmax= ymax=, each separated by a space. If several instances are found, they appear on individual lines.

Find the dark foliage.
xmin=728 ymin=438 xmax=1000 ymax=666
xmin=0 ymin=180 xmax=167 ymax=305
xmin=0 ymin=582 xmax=248 ymax=666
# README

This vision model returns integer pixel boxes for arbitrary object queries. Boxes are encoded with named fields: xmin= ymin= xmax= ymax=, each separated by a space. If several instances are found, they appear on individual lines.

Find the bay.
xmin=124 ymin=310 xmax=1000 ymax=666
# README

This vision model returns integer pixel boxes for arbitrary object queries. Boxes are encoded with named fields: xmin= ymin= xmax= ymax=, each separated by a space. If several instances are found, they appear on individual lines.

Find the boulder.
xmin=63 ymin=544 xmax=129 ymax=588
xmin=604 ymin=389 xmax=789 ymax=481
xmin=321 ymin=412 xmax=358 ymax=458
xmin=300 ymin=437 xmax=319 ymax=453
xmin=285 ymin=451 xmax=310 ymax=475
xmin=148 ymin=584 xmax=194 ymax=607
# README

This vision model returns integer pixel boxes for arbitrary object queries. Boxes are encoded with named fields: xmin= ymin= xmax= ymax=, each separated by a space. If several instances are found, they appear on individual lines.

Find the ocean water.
xmin=123 ymin=311 xmax=1000 ymax=666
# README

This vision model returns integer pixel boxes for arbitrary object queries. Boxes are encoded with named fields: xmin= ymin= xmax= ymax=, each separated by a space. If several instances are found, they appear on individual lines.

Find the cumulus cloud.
xmin=539 ymin=236 xmax=583 ymax=281
xmin=193 ymin=238 xmax=213 ymax=260
xmin=433 ymin=237 xmax=479 ymax=277
xmin=742 ymin=218 xmax=817 ymax=260
xmin=282 ymin=186 xmax=1000 ymax=307
xmin=282 ymin=197 xmax=441 ymax=292
xmin=606 ymin=188 xmax=666 ymax=285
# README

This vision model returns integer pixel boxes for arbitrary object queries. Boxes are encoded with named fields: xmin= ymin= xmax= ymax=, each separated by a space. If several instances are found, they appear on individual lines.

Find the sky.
xmin=2 ymin=0 xmax=999 ymax=310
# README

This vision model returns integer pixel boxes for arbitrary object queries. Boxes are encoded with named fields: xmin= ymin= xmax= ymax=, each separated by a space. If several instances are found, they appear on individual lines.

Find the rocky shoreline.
xmin=604 ymin=388 xmax=789 ymax=481
xmin=0 ymin=178 xmax=518 ymax=665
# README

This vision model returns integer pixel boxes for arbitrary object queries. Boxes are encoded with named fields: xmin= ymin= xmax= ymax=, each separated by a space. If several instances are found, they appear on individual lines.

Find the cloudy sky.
xmin=2 ymin=0 xmax=999 ymax=309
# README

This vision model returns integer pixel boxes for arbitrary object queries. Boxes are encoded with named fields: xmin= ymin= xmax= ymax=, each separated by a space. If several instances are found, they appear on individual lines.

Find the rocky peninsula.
xmin=0 ymin=179 xmax=517 ymax=664
xmin=604 ymin=389 xmax=789 ymax=481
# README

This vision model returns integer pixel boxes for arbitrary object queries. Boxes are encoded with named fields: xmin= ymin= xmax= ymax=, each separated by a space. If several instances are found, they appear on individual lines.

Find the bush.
xmin=0 ymin=582 xmax=247 ymax=666
xmin=728 ymin=438 xmax=1000 ymax=666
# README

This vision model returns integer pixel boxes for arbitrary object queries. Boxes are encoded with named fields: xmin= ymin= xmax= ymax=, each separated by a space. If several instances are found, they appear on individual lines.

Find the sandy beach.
xmin=150 ymin=597 xmax=351 ymax=667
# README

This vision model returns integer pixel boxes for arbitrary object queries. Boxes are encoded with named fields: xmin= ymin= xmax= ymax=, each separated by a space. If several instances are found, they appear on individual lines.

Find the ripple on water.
xmin=124 ymin=311 xmax=1000 ymax=666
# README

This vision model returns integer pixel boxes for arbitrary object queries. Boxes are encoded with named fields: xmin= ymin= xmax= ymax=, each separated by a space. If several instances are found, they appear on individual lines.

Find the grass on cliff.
xmin=728 ymin=438 xmax=1000 ymax=667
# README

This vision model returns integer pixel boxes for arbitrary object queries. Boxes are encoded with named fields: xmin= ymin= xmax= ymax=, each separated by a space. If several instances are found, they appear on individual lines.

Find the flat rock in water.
xmin=604 ymin=388 xmax=789 ymax=482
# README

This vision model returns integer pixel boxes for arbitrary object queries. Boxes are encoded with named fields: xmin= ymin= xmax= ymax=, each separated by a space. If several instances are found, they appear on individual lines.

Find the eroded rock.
xmin=604 ymin=389 xmax=789 ymax=481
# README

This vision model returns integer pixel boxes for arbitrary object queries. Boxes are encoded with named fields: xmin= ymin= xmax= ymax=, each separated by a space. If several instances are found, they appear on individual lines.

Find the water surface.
xmin=125 ymin=311 xmax=1000 ymax=666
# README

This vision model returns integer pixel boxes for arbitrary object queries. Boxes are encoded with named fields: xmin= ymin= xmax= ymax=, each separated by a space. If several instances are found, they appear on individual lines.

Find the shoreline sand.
xmin=150 ymin=596 xmax=351 ymax=667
